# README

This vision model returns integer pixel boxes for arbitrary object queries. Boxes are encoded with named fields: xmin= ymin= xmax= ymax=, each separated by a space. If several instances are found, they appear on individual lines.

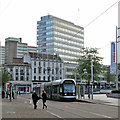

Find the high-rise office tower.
xmin=37 ymin=15 xmax=84 ymax=78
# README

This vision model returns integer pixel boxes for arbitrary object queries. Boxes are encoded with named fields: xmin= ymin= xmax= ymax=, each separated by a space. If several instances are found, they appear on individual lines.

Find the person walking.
xmin=2 ymin=90 xmax=5 ymax=99
xmin=32 ymin=90 xmax=39 ymax=109
xmin=42 ymin=90 xmax=47 ymax=109
xmin=12 ymin=91 xmax=15 ymax=99
xmin=6 ymin=90 xmax=9 ymax=99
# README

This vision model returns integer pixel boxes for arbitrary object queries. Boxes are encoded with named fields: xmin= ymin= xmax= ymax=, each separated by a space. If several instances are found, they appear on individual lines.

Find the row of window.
xmin=54 ymin=47 xmax=81 ymax=56
xmin=54 ymin=26 xmax=83 ymax=37
xmin=59 ymin=54 xmax=77 ymax=61
xmin=54 ymin=36 xmax=83 ymax=47
xmin=46 ymin=20 xmax=54 ymax=24
xmin=46 ymin=31 xmax=54 ymax=35
xmin=33 ymin=61 xmax=62 ymax=67
xmin=34 ymin=67 xmax=62 ymax=74
xmin=54 ymin=30 xmax=83 ymax=40
xmin=54 ymin=42 xmax=81 ymax=51
xmin=16 ymin=76 xmax=29 ymax=81
xmin=33 ymin=76 xmax=62 ymax=81
xmin=54 ymin=21 xmax=84 ymax=32
xmin=46 ymin=26 xmax=54 ymax=30
xmin=10 ymin=68 xmax=29 ymax=73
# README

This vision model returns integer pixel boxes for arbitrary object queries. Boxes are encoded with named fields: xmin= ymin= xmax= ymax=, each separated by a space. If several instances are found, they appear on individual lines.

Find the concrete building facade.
xmin=24 ymin=52 xmax=65 ymax=82
xmin=5 ymin=37 xmax=37 ymax=64
xmin=37 ymin=15 xmax=84 ymax=78
xmin=5 ymin=52 xmax=64 ymax=82
xmin=0 ymin=45 xmax=5 ymax=67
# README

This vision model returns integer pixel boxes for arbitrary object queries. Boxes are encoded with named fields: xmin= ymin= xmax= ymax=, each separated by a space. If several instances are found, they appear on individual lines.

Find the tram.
xmin=36 ymin=79 xmax=76 ymax=101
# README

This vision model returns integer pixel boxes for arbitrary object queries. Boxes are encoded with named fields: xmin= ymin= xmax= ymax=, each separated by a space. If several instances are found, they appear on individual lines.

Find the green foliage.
xmin=1 ymin=68 xmax=13 ymax=87
xmin=75 ymin=47 xmax=103 ymax=81
xmin=103 ymin=66 xmax=116 ymax=82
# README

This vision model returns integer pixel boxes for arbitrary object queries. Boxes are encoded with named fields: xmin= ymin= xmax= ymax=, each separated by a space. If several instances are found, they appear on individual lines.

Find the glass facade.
xmin=37 ymin=15 xmax=84 ymax=64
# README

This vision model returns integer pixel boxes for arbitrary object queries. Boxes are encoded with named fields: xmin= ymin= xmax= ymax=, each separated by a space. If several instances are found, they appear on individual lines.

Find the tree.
xmin=103 ymin=66 xmax=116 ymax=82
xmin=76 ymin=47 xmax=103 ymax=82
xmin=1 ymin=68 xmax=13 ymax=89
xmin=75 ymin=47 xmax=103 ymax=99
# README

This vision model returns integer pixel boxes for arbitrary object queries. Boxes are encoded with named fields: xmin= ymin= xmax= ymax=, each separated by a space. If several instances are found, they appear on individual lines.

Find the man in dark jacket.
xmin=42 ymin=90 xmax=47 ymax=109
xmin=32 ymin=90 xmax=39 ymax=109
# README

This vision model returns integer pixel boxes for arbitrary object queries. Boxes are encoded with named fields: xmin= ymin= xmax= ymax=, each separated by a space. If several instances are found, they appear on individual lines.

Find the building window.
xmin=44 ymin=62 xmax=45 ymax=67
xmin=52 ymin=69 xmax=54 ymax=74
xmin=39 ymin=76 xmax=41 ymax=81
xmin=20 ymin=69 xmax=24 ymax=72
xmin=34 ymin=76 xmax=36 ymax=80
xmin=26 ymin=69 xmax=29 ymax=75
xmin=39 ymin=62 xmax=41 ymax=66
xmin=34 ymin=61 xmax=36 ymax=66
xmin=27 ymin=77 xmax=29 ymax=81
xmin=16 ymin=68 xmax=18 ymax=72
xmin=20 ymin=76 xmax=24 ymax=81
xmin=43 ymin=76 xmax=45 ymax=81
xmin=43 ymin=68 xmax=46 ymax=74
xmin=34 ymin=68 xmax=36 ymax=73
xmin=10 ymin=68 xmax=13 ymax=72
xmin=60 ymin=70 xmax=61 ymax=75
xmin=39 ymin=67 xmax=41 ymax=73
xmin=16 ymin=77 xmax=18 ymax=81
xmin=52 ymin=77 xmax=54 ymax=81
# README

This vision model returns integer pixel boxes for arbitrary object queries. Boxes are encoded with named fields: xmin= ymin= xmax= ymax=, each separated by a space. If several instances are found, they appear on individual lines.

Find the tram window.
xmin=60 ymin=87 xmax=62 ymax=93
xmin=53 ymin=86 xmax=57 ymax=93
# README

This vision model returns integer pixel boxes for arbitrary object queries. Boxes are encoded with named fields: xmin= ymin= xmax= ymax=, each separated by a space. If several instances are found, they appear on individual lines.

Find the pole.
xmin=91 ymin=59 xmax=93 ymax=99
xmin=75 ymin=72 xmax=76 ymax=81
xmin=10 ymin=83 xmax=12 ymax=102
xmin=116 ymin=26 xmax=118 ymax=90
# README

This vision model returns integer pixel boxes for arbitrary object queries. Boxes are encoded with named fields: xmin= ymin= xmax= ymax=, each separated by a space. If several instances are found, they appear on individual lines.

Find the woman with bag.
xmin=42 ymin=90 xmax=47 ymax=109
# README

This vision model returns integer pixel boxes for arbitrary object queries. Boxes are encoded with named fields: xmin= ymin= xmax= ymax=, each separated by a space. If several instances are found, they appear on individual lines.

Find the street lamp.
xmin=116 ymin=26 xmax=120 ymax=90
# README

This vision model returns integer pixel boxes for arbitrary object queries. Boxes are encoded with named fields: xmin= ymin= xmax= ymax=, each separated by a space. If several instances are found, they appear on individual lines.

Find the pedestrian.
xmin=2 ymin=90 xmax=5 ymax=99
xmin=12 ymin=91 xmax=15 ymax=99
xmin=32 ymin=90 xmax=39 ymax=109
xmin=6 ymin=90 xmax=9 ymax=99
xmin=42 ymin=90 xmax=47 ymax=109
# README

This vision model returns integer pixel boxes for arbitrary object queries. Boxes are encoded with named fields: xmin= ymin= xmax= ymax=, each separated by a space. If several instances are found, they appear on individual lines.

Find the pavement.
xmin=77 ymin=94 xmax=119 ymax=107
xmin=1 ymin=94 xmax=119 ymax=119
xmin=2 ymin=95 xmax=58 ymax=119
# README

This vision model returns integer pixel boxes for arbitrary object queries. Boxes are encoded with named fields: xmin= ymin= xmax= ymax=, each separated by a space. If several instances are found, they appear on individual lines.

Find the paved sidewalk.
xmin=2 ymin=95 xmax=57 ymax=118
xmin=77 ymin=94 xmax=119 ymax=107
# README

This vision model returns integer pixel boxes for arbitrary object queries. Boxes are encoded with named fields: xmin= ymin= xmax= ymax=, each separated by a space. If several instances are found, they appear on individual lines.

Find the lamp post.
xmin=116 ymin=26 xmax=120 ymax=90
xmin=91 ymin=60 xmax=93 ymax=99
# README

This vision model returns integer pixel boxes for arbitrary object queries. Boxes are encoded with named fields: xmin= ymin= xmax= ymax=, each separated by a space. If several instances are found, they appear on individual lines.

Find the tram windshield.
xmin=63 ymin=83 xmax=75 ymax=93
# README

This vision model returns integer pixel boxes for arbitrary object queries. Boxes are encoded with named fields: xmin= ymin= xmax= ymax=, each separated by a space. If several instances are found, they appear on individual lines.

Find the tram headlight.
xmin=64 ymin=93 xmax=67 ymax=96
xmin=73 ymin=93 xmax=75 ymax=96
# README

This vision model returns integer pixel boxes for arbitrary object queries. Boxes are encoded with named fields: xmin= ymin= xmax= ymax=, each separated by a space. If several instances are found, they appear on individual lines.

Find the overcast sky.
xmin=0 ymin=0 xmax=118 ymax=65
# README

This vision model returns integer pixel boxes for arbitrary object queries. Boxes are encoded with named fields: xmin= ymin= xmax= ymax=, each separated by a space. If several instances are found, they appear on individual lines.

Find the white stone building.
xmin=24 ymin=52 xmax=65 ymax=82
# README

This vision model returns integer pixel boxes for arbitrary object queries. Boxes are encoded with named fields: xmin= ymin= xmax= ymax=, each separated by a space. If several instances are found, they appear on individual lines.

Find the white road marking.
xmin=88 ymin=111 xmax=112 ymax=118
xmin=7 ymin=111 xmax=16 ymax=114
xmin=46 ymin=110 xmax=62 ymax=118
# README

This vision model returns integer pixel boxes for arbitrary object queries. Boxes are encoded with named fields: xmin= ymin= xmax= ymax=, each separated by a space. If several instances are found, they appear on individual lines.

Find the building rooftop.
xmin=29 ymin=52 xmax=62 ymax=61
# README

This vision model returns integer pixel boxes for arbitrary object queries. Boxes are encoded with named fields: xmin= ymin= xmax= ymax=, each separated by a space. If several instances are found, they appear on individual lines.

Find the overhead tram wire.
xmin=85 ymin=1 xmax=119 ymax=28
xmin=66 ymin=1 xmax=119 ymax=42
